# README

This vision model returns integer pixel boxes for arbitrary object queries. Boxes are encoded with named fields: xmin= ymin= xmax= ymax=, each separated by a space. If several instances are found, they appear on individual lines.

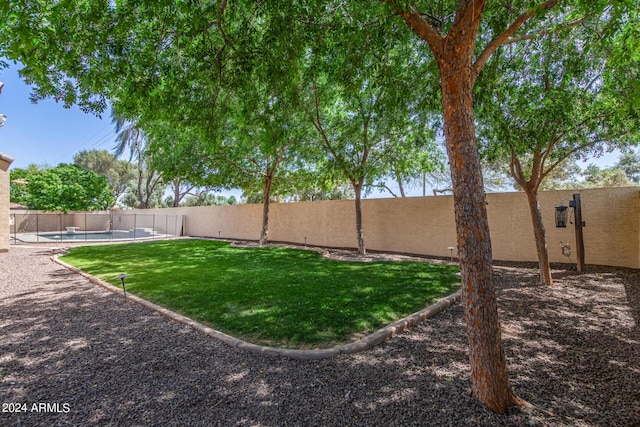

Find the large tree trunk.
xmin=259 ymin=174 xmax=273 ymax=246
xmin=353 ymin=183 xmax=366 ymax=255
xmin=525 ymin=189 xmax=553 ymax=286
xmin=440 ymin=62 xmax=519 ymax=413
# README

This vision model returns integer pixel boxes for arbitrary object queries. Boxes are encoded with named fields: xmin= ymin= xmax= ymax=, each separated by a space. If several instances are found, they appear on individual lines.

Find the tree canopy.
xmin=476 ymin=12 xmax=640 ymax=285
xmin=11 ymin=163 xmax=114 ymax=212
xmin=73 ymin=149 xmax=136 ymax=202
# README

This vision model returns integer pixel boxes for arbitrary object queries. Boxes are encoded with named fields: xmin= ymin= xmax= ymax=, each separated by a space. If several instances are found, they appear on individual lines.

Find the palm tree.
xmin=111 ymin=113 xmax=163 ymax=209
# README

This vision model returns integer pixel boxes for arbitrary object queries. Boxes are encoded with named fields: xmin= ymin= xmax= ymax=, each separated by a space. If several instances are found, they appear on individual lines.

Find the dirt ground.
xmin=1 ymin=244 xmax=638 ymax=426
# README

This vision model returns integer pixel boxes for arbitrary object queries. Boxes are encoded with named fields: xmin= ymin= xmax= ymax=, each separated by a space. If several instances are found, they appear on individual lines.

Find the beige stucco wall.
xmin=89 ymin=186 xmax=640 ymax=269
xmin=486 ymin=188 xmax=640 ymax=267
xmin=0 ymin=153 xmax=14 ymax=252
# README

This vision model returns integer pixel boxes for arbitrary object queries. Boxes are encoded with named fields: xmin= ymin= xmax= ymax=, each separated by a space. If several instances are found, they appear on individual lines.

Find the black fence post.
xmin=571 ymin=193 xmax=586 ymax=273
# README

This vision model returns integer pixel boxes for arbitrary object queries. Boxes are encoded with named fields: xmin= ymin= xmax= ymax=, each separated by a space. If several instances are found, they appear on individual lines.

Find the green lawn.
xmin=61 ymin=239 xmax=460 ymax=348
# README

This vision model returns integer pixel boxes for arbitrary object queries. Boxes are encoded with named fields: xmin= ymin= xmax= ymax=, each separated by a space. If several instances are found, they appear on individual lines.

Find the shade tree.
xmin=477 ymin=20 xmax=640 ymax=286
xmin=361 ymin=0 xmax=636 ymax=411
xmin=306 ymin=22 xmax=439 ymax=255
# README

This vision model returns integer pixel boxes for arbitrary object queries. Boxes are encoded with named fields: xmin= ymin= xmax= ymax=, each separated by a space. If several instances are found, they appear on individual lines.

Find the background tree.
xmin=581 ymin=164 xmax=637 ymax=188
xmin=112 ymin=114 xmax=164 ymax=209
xmin=118 ymin=177 xmax=165 ymax=209
xmin=181 ymin=192 xmax=238 ymax=207
xmin=164 ymin=177 xmax=196 ymax=208
xmin=378 ymin=142 xmax=445 ymax=198
xmin=307 ymin=23 xmax=438 ymax=255
xmin=16 ymin=164 xmax=113 ymax=212
xmin=9 ymin=164 xmax=38 ymax=203
xmin=286 ymin=176 xmax=356 ymax=202
xmin=73 ymin=149 xmax=136 ymax=202
xmin=478 ymin=24 xmax=639 ymax=286
xmin=616 ymin=151 xmax=640 ymax=183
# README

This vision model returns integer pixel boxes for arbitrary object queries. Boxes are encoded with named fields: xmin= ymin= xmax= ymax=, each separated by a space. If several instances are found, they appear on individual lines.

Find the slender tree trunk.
xmin=259 ymin=174 xmax=273 ymax=246
xmin=395 ymin=171 xmax=406 ymax=197
xmin=134 ymin=132 xmax=147 ymax=209
xmin=525 ymin=189 xmax=553 ymax=286
xmin=137 ymin=163 xmax=145 ymax=209
xmin=440 ymin=62 xmax=520 ymax=413
xmin=173 ymin=178 xmax=181 ymax=207
xmin=353 ymin=182 xmax=366 ymax=255
xmin=143 ymin=173 xmax=155 ymax=209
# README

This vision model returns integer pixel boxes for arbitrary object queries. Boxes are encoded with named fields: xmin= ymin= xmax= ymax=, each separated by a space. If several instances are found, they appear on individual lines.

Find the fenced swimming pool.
xmin=10 ymin=212 xmax=184 ymax=244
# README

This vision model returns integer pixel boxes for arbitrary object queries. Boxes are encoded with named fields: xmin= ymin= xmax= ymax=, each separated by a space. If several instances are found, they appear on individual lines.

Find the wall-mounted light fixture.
xmin=555 ymin=194 xmax=585 ymax=272
xmin=555 ymin=204 xmax=569 ymax=228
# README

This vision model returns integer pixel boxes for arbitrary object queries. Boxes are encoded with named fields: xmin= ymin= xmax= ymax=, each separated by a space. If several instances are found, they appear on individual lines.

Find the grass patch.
xmin=61 ymin=239 xmax=460 ymax=348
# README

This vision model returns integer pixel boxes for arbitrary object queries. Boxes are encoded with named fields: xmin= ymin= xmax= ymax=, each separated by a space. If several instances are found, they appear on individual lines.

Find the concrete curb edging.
xmin=53 ymin=255 xmax=461 ymax=360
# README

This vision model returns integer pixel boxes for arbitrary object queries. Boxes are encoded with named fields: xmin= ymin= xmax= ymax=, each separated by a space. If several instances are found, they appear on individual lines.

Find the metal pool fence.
xmin=9 ymin=212 xmax=184 ymax=244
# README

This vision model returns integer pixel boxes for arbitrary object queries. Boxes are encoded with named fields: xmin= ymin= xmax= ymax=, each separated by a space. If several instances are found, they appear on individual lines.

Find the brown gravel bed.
xmin=1 ymin=245 xmax=638 ymax=426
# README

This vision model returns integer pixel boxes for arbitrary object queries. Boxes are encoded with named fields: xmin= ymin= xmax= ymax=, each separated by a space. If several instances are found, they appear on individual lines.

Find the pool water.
xmin=13 ymin=230 xmax=164 ymax=243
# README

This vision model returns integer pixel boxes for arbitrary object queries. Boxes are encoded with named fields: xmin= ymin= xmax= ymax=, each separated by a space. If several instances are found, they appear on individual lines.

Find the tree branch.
xmin=383 ymin=184 xmax=400 ymax=198
xmin=474 ymin=0 xmax=561 ymax=74
xmin=217 ymin=0 xmax=236 ymax=51
xmin=223 ymin=153 xmax=258 ymax=179
xmin=502 ymin=17 xmax=586 ymax=45
xmin=509 ymin=146 xmax=528 ymax=188
xmin=541 ymin=131 xmax=630 ymax=181
xmin=383 ymin=1 xmax=444 ymax=55
xmin=310 ymin=83 xmax=353 ymax=177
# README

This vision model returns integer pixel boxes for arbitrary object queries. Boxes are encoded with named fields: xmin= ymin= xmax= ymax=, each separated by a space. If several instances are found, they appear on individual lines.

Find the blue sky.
xmin=0 ymin=62 xmax=117 ymax=170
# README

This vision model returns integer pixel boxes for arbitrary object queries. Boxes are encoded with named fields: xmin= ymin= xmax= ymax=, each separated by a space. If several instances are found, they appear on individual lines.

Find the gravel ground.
xmin=1 ymin=244 xmax=638 ymax=426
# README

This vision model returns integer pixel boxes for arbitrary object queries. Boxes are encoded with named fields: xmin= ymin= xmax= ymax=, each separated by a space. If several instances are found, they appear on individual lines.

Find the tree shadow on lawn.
xmin=0 ymin=269 xmax=543 ymax=427
xmin=61 ymin=241 xmax=461 ymax=348
xmin=2 ymin=252 xmax=638 ymax=426
xmin=0 ymin=262 xmax=521 ymax=427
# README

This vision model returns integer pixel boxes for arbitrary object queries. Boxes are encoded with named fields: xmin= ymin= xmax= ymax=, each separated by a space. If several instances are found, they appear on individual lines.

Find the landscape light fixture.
xmin=555 ymin=204 xmax=569 ymax=228
xmin=447 ymin=246 xmax=456 ymax=262
xmin=115 ymin=273 xmax=130 ymax=298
